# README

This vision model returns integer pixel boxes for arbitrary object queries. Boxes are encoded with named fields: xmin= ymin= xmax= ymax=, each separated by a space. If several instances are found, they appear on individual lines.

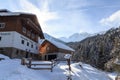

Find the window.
xmin=0 ymin=36 xmax=1 ymax=41
xmin=46 ymin=47 xmax=50 ymax=51
xmin=0 ymin=48 xmax=4 ymax=53
xmin=27 ymin=42 xmax=29 ymax=46
xmin=0 ymin=23 xmax=5 ymax=28
xmin=16 ymin=50 xmax=19 ymax=55
xmin=21 ymin=40 xmax=24 ymax=44
xmin=31 ymin=44 xmax=33 ymax=48
xmin=36 ymin=46 xmax=38 ymax=50
xmin=22 ymin=27 xmax=26 ymax=33
xmin=31 ymin=33 xmax=35 ymax=39
xmin=27 ymin=30 xmax=30 ymax=37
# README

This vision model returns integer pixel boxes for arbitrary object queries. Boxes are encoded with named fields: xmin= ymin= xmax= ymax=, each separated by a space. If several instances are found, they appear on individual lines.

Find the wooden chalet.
xmin=0 ymin=9 xmax=44 ymax=59
xmin=39 ymin=39 xmax=75 ymax=60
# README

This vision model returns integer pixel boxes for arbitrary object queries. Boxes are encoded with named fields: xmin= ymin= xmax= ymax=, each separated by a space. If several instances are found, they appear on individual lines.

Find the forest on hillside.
xmin=67 ymin=27 xmax=120 ymax=71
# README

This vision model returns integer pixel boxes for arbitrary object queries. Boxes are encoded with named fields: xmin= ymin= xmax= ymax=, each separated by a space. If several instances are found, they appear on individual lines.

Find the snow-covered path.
xmin=0 ymin=54 xmax=114 ymax=80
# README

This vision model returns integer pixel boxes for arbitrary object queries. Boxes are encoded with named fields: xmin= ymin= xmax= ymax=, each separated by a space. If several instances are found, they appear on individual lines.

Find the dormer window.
xmin=0 ymin=23 xmax=5 ymax=28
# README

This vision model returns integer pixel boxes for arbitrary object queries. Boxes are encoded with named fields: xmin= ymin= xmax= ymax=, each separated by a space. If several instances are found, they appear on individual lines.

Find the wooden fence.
xmin=21 ymin=58 xmax=58 ymax=72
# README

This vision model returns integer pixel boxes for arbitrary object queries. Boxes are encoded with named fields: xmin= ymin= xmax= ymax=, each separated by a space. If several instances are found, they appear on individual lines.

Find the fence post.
xmin=28 ymin=58 xmax=32 ymax=68
xmin=51 ymin=60 xmax=54 ymax=72
xmin=21 ymin=58 xmax=26 ymax=65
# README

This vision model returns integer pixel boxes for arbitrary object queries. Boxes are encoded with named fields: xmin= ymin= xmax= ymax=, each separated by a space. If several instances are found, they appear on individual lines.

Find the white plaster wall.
xmin=0 ymin=32 xmax=13 ymax=47
xmin=0 ymin=31 xmax=39 ymax=54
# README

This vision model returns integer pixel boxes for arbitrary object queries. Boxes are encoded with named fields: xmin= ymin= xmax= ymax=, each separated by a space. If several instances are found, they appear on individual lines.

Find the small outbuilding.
xmin=39 ymin=39 xmax=75 ymax=60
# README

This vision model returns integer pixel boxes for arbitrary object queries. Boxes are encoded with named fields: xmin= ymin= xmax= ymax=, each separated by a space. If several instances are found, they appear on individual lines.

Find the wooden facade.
xmin=0 ymin=10 xmax=44 ymax=59
xmin=39 ymin=40 xmax=58 ymax=54
xmin=39 ymin=40 xmax=74 ymax=60
xmin=0 ymin=13 xmax=44 ymax=42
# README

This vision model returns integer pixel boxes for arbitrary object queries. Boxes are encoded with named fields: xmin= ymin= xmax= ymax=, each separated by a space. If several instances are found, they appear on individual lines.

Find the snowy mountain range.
xmin=59 ymin=32 xmax=92 ymax=42
xmin=44 ymin=32 xmax=105 ymax=43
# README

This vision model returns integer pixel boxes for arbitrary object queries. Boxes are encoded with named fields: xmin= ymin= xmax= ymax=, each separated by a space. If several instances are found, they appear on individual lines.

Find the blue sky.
xmin=0 ymin=0 xmax=120 ymax=38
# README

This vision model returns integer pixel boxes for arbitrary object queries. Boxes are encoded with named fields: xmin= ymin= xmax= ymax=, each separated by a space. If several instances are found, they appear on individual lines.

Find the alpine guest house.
xmin=0 ymin=9 xmax=44 ymax=58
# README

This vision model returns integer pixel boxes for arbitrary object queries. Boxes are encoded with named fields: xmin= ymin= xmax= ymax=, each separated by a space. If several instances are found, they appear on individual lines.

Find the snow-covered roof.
xmin=0 ymin=12 xmax=21 ymax=16
xmin=39 ymin=39 xmax=75 ymax=52
xmin=48 ymin=39 xmax=75 ymax=52
xmin=39 ymin=39 xmax=45 ymax=45
xmin=0 ymin=12 xmax=35 ymax=16
xmin=0 ymin=9 xmax=35 ymax=16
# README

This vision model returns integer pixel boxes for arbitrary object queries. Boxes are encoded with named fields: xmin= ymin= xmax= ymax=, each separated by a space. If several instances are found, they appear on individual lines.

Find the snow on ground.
xmin=107 ymin=72 xmax=117 ymax=80
xmin=0 ymin=54 xmax=9 ymax=59
xmin=0 ymin=54 xmax=115 ymax=80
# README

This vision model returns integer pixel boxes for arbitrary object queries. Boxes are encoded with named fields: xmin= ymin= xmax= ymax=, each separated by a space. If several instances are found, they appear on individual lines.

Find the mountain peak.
xmin=59 ymin=32 xmax=92 ymax=42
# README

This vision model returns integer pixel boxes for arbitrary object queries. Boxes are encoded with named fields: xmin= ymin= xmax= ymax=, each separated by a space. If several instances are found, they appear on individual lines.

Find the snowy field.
xmin=0 ymin=54 xmax=116 ymax=80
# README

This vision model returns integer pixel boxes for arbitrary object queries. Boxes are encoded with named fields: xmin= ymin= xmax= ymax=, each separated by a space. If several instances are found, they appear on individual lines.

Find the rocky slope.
xmin=67 ymin=27 xmax=120 ymax=70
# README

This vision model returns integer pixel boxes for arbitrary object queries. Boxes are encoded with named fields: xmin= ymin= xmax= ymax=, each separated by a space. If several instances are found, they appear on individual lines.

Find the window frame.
xmin=31 ymin=33 xmax=35 ymax=39
xmin=0 ymin=23 xmax=5 ymax=28
xmin=22 ymin=27 xmax=26 ymax=34
xmin=0 ymin=36 xmax=1 ymax=41
xmin=27 ymin=42 xmax=29 ymax=46
xmin=27 ymin=30 xmax=31 ymax=37
xmin=21 ymin=40 xmax=25 ymax=44
xmin=31 ymin=44 xmax=33 ymax=48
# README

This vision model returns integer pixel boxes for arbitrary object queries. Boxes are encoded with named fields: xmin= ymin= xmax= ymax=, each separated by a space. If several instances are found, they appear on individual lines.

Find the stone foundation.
xmin=0 ymin=47 xmax=40 ymax=59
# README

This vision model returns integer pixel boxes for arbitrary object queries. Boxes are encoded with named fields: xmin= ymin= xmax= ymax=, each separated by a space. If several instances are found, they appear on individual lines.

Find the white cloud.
xmin=2 ymin=0 xmax=108 ymax=38
xmin=100 ymin=10 xmax=120 ymax=27
xmin=66 ymin=0 xmax=91 ymax=10
xmin=17 ymin=0 xmax=59 ymax=30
